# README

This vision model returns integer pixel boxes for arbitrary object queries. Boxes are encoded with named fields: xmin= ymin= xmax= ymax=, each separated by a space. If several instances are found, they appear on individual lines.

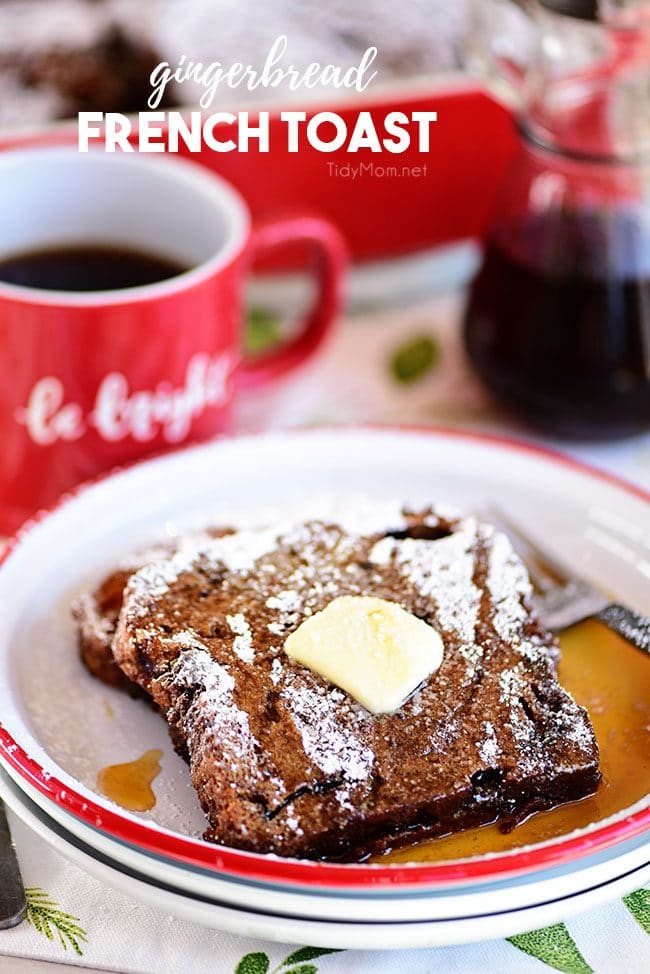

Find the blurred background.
xmin=0 ymin=0 xmax=472 ymax=125
xmin=0 ymin=0 xmax=649 ymax=490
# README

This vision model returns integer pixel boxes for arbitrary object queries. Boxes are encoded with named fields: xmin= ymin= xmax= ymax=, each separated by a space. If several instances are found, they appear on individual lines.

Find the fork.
xmin=0 ymin=797 xmax=26 ymax=929
xmin=487 ymin=507 xmax=650 ymax=655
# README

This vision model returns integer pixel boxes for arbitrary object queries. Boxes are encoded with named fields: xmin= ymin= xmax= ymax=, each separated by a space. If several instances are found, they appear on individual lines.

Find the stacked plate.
xmin=1 ymin=429 xmax=648 ymax=949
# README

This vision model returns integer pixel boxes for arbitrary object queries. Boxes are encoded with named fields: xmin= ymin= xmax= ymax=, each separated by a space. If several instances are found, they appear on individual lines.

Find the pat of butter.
xmin=284 ymin=595 xmax=443 ymax=715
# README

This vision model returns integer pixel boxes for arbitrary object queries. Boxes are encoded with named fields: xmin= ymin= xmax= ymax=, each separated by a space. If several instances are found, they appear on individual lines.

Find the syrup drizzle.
xmin=380 ymin=619 xmax=650 ymax=863
xmin=97 ymin=749 xmax=163 ymax=813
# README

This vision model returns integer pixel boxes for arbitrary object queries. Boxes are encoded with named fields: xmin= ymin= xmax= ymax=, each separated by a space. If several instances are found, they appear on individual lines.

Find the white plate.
xmin=2 ymin=766 xmax=648 ymax=950
xmin=2 ymin=753 xmax=649 ymax=924
xmin=0 ymin=428 xmax=648 ymax=918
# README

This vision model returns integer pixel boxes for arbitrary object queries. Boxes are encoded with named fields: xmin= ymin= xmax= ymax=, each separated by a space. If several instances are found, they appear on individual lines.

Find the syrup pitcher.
xmin=465 ymin=0 xmax=650 ymax=439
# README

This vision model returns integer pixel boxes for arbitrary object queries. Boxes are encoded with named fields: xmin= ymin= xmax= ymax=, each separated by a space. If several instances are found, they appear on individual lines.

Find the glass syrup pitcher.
xmin=464 ymin=0 xmax=650 ymax=439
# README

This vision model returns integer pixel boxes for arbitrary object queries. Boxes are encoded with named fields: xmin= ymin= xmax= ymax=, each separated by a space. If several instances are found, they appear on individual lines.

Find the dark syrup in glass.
xmin=464 ymin=210 xmax=650 ymax=439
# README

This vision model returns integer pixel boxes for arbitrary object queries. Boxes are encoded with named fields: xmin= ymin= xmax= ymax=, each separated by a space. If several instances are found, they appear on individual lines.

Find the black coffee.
xmin=0 ymin=245 xmax=187 ymax=292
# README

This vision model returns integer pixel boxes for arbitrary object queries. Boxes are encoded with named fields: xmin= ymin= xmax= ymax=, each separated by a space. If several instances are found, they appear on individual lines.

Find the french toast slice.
xmin=74 ymin=530 xmax=232 ymax=697
xmin=112 ymin=507 xmax=600 ymax=860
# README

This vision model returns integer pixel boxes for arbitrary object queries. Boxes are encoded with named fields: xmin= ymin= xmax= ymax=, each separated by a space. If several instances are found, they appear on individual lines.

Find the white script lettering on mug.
xmin=14 ymin=352 xmax=234 ymax=447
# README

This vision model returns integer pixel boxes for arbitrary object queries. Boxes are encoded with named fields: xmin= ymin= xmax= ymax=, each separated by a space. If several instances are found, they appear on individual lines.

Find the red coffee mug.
xmin=0 ymin=148 xmax=346 ymax=534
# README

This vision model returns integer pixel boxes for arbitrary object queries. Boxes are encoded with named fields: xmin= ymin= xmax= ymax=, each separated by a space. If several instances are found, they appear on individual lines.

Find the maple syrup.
xmin=379 ymin=620 xmax=650 ymax=864
xmin=97 ymin=748 xmax=163 ymax=813
xmin=464 ymin=213 xmax=650 ymax=440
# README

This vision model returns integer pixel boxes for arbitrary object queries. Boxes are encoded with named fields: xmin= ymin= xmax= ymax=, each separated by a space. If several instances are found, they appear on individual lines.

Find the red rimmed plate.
xmin=1 ymin=763 xmax=648 ymax=947
xmin=0 ymin=427 xmax=648 ymax=896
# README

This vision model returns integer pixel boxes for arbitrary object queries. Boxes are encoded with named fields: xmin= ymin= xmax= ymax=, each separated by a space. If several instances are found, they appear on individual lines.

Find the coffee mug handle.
xmin=237 ymin=215 xmax=347 ymax=388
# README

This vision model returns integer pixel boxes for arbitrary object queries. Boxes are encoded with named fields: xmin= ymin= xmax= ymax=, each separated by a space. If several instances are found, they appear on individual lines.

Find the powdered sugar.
xmin=477 ymin=721 xmax=500 ymax=765
xmin=267 ymin=621 xmax=286 ymax=637
xmin=500 ymin=664 xmax=527 ymax=703
xmin=269 ymin=657 xmax=283 ymax=685
xmin=282 ymin=682 xmax=373 ymax=783
xmin=169 ymin=646 xmax=234 ymax=696
xmin=266 ymin=590 xmax=301 ymax=612
xmin=202 ymin=526 xmax=282 ymax=573
xmin=370 ymin=518 xmax=481 ymax=645
xmin=226 ymin=613 xmax=254 ymax=663
xmin=554 ymin=703 xmax=597 ymax=753
xmin=122 ymin=525 xmax=284 ymax=623
xmin=125 ymin=557 xmax=186 ymax=611
xmin=166 ymin=648 xmax=263 ymax=777
xmin=499 ymin=663 xmax=540 ymax=772
xmin=284 ymin=815 xmax=304 ymax=836
xmin=428 ymin=716 xmax=460 ymax=754
xmin=170 ymin=630 xmax=210 ymax=653
xmin=266 ymin=589 xmax=303 ymax=632
xmin=486 ymin=528 xmax=531 ymax=643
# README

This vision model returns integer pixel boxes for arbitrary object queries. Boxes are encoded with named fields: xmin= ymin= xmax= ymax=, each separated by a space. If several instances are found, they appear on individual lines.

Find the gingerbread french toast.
xmin=73 ymin=530 xmax=232 ymax=697
xmin=86 ymin=507 xmax=601 ymax=861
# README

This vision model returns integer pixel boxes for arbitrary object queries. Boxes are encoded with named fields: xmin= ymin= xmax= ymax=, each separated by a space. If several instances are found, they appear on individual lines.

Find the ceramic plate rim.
xmin=3 ymin=761 xmax=649 ymax=923
xmin=0 ymin=425 xmax=649 ymax=892
xmin=2 ymin=766 xmax=649 ymax=950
